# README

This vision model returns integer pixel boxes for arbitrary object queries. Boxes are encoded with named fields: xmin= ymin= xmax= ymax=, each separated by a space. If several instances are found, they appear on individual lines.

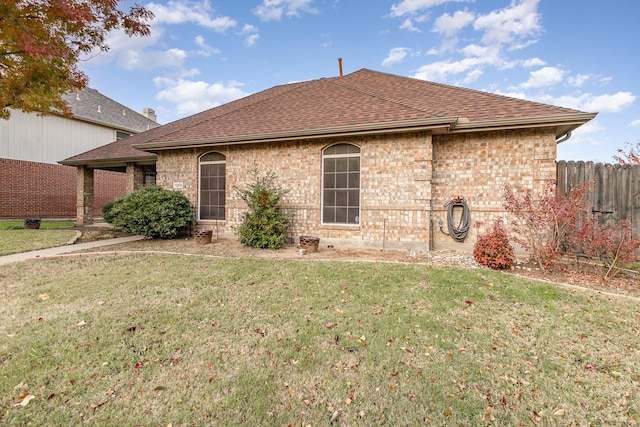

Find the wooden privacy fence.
xmin=556 ymin=161 xmax=640 ymax=237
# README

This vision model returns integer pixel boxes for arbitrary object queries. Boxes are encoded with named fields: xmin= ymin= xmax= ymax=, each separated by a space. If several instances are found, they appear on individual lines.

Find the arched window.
xmin=199 ymin=152 xmax=226 ymax=220
xmin=322 ymin=143 xmax=360 ymax=224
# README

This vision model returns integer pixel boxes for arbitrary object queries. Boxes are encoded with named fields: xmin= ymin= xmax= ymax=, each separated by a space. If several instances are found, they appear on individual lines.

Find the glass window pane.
xmin=348 ymin=208 xmax=359 ymax=224
xmin=201 ymin=152 xmax=225 ymax=162
xmin=336 ymin=158 xmax=348 ymax=173
xmin=348 ymin=190 xmax=359 ymax=207
xmin=323 ymin=207 xmax=335 ymax=223
xmin=336 ymin=190 xmax=347 ymax=206
xmin=324 ymin=173 xmax=335 ymax=189
xmin=336 ymin=173 xmax=348 ymax=188
xmin=348 ymin=172 xmax=359 ymax=188
xmin=335 ymin=208 xmax=347 ymax=223
xmin=348 ymin=157 xmax=359 ymax=171
xmin=324 ymin=190 xmax=335 ymax=206
xmin=324 ymin=158 xmax=335 ymax=173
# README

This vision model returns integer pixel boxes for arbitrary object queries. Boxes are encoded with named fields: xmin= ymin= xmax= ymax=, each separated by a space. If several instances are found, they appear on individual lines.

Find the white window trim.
xmin=198 ymin=153 xmax=226 ymax=222
xmin=321 ymin=144 xmax=361 ymax=226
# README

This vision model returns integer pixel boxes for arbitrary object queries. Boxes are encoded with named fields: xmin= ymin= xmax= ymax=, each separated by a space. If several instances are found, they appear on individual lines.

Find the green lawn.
xmin=0 ymin=220 xmax=75 ymax=230
xmin=0 ymin=220 xmax=77 ymax=256
xmin=1 ymin=254 xmax=638 ymax=426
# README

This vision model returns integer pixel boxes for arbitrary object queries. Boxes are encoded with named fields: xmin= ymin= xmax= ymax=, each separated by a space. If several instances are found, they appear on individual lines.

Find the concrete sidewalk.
xmin=0 ymin=235 xmax=145 ymax=265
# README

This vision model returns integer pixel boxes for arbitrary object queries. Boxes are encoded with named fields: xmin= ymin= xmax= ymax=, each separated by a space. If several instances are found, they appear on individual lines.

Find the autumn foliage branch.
xmin=0 ymin=0 xmax=153 ymax=119
xmin=503 ymin=183 xmax=640 ymax=279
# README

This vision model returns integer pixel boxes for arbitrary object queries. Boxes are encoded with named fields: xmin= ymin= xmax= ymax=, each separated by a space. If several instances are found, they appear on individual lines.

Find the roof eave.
xmin=58 ymin=154 xmax=157 ymax=168
xmin=451 ymin=113 xmax=598 ymax=137
xmin=132 ymin=118 xmax=458 ymax=151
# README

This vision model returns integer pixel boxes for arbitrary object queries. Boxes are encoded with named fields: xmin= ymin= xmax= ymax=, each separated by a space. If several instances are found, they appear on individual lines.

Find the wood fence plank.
xmin=557 ymin=161 xmax=640 ymax=239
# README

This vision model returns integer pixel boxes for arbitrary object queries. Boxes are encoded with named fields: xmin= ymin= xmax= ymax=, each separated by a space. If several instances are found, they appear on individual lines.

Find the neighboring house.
xmin=61 ymin=69 xmax=596 ymax=251
xmin=0 ymin=88 xmax=160 ymax=219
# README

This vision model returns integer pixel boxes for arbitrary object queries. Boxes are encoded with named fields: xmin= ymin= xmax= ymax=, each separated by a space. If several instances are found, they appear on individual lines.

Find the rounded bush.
xmin=103 ymin=186 xmax=194 ymax=239
xmin=473 ymin=219 xmax=515 ymax=269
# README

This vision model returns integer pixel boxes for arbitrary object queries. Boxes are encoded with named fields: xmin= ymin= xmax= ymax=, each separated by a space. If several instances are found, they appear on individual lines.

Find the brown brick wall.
xmin=432 ymin=127 xmax=557 ymax=249
xmin=0 ymin=158 xmax=126 ymax=219
xmin=155 ymin=127 xmax=557 ymax=251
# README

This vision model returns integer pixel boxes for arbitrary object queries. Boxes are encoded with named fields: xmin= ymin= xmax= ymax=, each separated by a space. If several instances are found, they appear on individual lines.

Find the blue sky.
xmin=82 ymin=0 xmax=639 ymax=162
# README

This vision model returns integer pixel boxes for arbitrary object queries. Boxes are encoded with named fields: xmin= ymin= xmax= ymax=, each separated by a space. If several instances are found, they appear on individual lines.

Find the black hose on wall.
xmin=444 ymin=198 xmax=470 ymax=242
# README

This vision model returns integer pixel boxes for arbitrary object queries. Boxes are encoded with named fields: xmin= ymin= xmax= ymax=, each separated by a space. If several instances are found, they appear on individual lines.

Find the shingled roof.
xmin=62 ymin=88 xmax=159 ymax=134
xmin=60 ymin=69 xmax=596 ymax=168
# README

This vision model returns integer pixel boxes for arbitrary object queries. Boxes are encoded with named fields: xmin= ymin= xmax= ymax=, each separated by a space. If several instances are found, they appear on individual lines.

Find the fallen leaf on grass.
xmin=134 ymin=361 xmax=142 ymax=369
xmin=38 ymin=294 xmax=49 ymax=301
xmin=465 ymin=299 xmax=473 ymax=305
xmin=323 ymin=323 xmax=335 ymax=329
xmin=14 ymin=394 xmax=35 ymax=407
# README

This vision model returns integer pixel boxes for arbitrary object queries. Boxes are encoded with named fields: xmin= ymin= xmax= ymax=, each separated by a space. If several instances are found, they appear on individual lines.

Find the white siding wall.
xmin=0 ymin=110 xmax=117 ymax=164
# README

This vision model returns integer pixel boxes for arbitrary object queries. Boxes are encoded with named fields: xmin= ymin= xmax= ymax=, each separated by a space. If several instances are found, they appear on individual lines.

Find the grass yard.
xmin=0 ymin=220 xmax=76 ymax=230
xmin=1 ymin=254 xmax=638 ymax=426
xmin=0 ymin=230 xmax=78 ymax=256
xmin=0 ymin=220 xmax=78 ymax=256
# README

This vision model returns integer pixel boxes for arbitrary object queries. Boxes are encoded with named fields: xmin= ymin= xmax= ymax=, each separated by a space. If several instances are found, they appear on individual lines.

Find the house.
xmin=60 ymin=69 xmax=596 ymax=251
xmin=0 ymin=88 xmax=160 ymax=219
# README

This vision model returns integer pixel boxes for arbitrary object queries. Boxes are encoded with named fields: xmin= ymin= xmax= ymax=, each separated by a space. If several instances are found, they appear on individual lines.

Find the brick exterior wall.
xmin=155 ymin=127 xmax=557 ymax=251
xmin=431 ymin=127 xmax=557 ymax=250
xmin=0 ymin=158 xmax=126 ymax=219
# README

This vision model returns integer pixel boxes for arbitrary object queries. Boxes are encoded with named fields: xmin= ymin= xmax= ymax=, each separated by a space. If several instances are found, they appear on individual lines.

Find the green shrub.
xmin=102 ymin=199 xmax=117 ymax=224
xmin=473 ymin=218 xmax=515 ymax=269
xmin=236 ymin=169 xmax=290 ymax=249
xmin=103 ymin=186 xmax=194 ymax=239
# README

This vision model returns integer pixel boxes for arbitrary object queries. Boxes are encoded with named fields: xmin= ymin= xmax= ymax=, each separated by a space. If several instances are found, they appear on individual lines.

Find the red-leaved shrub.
xmin=473 ymin=219 xmax=515 ymax=269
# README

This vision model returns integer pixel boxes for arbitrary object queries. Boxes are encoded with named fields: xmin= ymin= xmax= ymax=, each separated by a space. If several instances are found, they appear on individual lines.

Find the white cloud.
xmin=239 ymin=24 xmax=260 ymax=47
xmin=413 ymin=56 xmax=489 ymax=82
xmin=473 ymin=0 xmax=541 ymax=46
xmin=147 ymin=1 xmax=236 ymax=32
xmin=461 ymin=68 xmax=483 ymax=84
xmin=567 ymin=73 xmax=591 ymax=87
xmin=382 ymin=47 xmax=411 ymax=66
xmin=400 ymin=17 xmax=421 ymax=32
xmin=541 ymin=92 xmax=636 ymax=113
xmin=154 ymin=77 xmax=248 ymax=115
xmin=521 ymin=57 xmax=545 ymax=67
xmin=433 ymin=10 xmax=475 ymax=37
xmin=253 ymin=0 xmax=318 ymax=22
xmin=194 ymin=35 xmax=220 ymax=57
xmin=390 ymin=0 xmax=464 ymax=17
xmin=630 ymin=119 xmax=640 ymax=127
xmin=581 ymin=92 xmax=636 ymax=113
xmin=520 ymin=66 xmax=564 ymax=89
xmin=119 ymin=48 xmax=187 ymax=70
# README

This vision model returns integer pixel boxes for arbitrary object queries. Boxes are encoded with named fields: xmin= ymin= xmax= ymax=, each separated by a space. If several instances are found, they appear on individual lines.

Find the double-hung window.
xmin=322 ymin=143 xmax=360 ymax=224
xmin=199 ymin=152 xmax=226 ymax=221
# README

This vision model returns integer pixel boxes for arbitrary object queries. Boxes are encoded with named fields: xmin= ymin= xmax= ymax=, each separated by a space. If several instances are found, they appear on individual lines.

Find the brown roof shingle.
xmin=61 ymin=69 xmax=595 ymax=166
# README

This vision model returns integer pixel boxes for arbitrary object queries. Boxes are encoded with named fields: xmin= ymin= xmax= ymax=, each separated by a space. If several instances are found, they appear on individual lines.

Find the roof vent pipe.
xmin=338 ymin=58 xmax=343 ymax=77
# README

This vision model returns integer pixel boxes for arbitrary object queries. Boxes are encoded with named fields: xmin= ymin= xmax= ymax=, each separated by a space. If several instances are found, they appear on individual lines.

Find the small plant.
xmin=473 ymin=218 xmax=515 ymax=269
xmin=503 ymin=183 xmax=590 ymax=272
xmin=236 ymin=168 xmax=290 ymax=249
xmin=103 ymin=186 xmax=194 ymax=239
xmin=571 ymin=218 xmax=640 ymax=280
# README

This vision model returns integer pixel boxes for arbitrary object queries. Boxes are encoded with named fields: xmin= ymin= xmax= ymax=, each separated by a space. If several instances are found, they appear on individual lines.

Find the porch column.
xmin=126 ymin=163 xmax=145 ymax=193
xmin=76 ymin=166 xmax=94 ymax=225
